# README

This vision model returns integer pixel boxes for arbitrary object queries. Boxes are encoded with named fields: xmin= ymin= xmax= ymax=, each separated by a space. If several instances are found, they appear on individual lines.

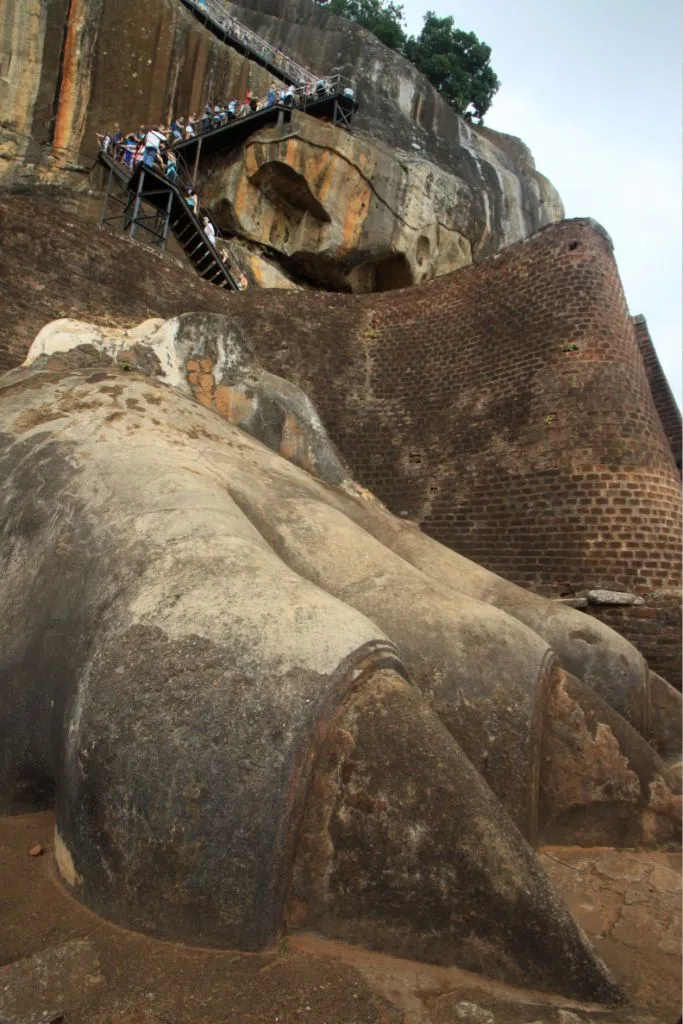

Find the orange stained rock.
xmin=53 ymin=0 xmax=88 ymax=155
xmin=341 ymin=179 xmax=371 ymax=255
xmin=186 ymin=360 xmax=200 ymax=372
xmin=199 ymin=359 xmax=212 ymax=372
xmin=280 ymin=411 xmax=306 ymax=463
xmin=213 ymin=384 xmax=254 ymax=425
xmin=198 ymin=374 xmax=214 ymax=392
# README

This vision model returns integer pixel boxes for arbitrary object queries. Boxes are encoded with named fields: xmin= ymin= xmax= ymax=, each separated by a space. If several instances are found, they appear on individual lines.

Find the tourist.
xmin=170 ymin=117 xmax=184 ymax=143
xmin=265 ymin=83 xmax=277 ymax=107
xmin=203 ymin=216 xmax=217 ymax=246
xmin=165 ymin=150 xmax=179 ymax=183
xmin=142 ymin=125 xmax=165 ymax=167
xmin=185 ymin=116 xmax=197 ymax=138
xmin=123 ymin=132 xmax=137 ymax=166
xmin=110 ymin=123 xmax=124 ymax=158
xmin=185 ymin=187 xmax=199 ymax=214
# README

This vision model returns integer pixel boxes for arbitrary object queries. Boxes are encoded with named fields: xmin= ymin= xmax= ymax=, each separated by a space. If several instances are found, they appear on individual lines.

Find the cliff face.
xmin=224 ymin=0 xmax=563 ymax=253
xmin=203 ymin=113 xmax=478 ymax=290
xmin=0 ymin=0 xmax=277 ymax=182
xmin=1 ymin=0 xmax=563 ymax=285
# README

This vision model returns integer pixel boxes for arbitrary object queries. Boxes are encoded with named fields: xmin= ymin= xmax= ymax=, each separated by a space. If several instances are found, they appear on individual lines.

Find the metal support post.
xmin=99 ymin=164 xmax=114 ymax=227
xmin=192 ymin=135 xmax=203 ymax=188
xmin=160 ymin=188 xmax=174 ymax=251
xmin=128 ymin=168 xmax=146 ymax=240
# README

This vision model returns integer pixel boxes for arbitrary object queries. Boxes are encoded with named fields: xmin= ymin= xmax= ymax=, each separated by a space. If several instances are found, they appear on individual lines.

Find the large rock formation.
xmin=1 ymin=0 xmax=562 ymax=288
xmin=202 ymin=112 xmax=495 ymax=290
xmin=0 ymin=0 xmax=277 ymax=184
xmin=225 ymin=0 xmax=561 ymax=228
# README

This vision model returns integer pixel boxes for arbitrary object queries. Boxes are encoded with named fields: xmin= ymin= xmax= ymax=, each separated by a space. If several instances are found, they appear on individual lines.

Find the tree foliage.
xmin=404 ymin=12 xmax=500 ymax=117
xmin=318 ymin=0 xmax=407 ymax=51
xmin=315 ymin=2 xmax=500 ymax=118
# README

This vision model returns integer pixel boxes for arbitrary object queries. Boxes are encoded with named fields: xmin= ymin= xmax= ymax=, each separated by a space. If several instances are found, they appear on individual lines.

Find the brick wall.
xmin=632 ymin=314 xmax=681 ymax=471
xmin=226 ymin=220 xmax=681 ymax=595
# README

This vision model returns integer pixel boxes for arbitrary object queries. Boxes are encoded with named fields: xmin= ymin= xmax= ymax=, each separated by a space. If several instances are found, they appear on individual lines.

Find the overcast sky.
xmin=402 ymin=0 xmax=682 ymax=402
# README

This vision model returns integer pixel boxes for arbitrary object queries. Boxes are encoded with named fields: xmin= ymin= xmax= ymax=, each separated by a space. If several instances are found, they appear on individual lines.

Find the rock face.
xmin=1 ymin=0 xmax=562 ymax=287
xmin=0 ymin=0 xmax=278 ymax=183
xmin=202 ymin=112 xmax=477 ymax=290
xmin=225 ymin=0 xmax=562 ymax=233
xmin=1 ymin=318 xmax=680 ymax=1001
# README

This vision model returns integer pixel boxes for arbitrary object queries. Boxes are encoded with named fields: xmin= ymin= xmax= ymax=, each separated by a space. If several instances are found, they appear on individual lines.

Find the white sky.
xmin=403 ymin=0 xmax=682 ymax=402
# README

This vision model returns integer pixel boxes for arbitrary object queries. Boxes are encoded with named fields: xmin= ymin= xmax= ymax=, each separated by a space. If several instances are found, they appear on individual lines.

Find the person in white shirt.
xmin=203 ymin=216 xmax=216 ymax=247
xmin=142 ymin=127 xmax=166 ymax=168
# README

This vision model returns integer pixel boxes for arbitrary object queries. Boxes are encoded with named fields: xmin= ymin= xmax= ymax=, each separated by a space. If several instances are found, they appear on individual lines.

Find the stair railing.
xmin=183 ymin=0 xmax=319 ymax=86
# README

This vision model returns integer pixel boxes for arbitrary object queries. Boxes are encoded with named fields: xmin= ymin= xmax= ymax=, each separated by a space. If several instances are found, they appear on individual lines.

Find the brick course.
xmin=632 ymin=314 xmax=681 ymax=471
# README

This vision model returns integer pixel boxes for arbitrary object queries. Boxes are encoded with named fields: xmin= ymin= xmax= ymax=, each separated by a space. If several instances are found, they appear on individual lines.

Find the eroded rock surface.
xmin=202 ymin=113 xmax=484 ymax=290
xmin=1 ymin=0 xmax=562 ymax=289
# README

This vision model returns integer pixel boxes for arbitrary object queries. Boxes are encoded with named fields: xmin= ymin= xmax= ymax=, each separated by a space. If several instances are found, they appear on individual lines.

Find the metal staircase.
xmin=98 ymin=151 xmax=239 ymax=290
xmin=179 ymin=0 xmax=320 ymax=86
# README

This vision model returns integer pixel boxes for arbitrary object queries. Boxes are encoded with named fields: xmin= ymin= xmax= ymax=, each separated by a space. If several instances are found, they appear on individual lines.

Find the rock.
xmin=0 ymin=940 xmax=102 ymax=1024
xmin=28 ymin=843 xmax=43 ymax=857
xmin=24 ymin=313 xmax=349 ymax=486
xmin=555 ymin=598 xmax=589 ymax=609
xmin=229 ymin=0 xmax=563 ymax=244
xmin=1 ymin=0 xmax=562 ymax=284
xmin=0 ymin=0 xmax=278 ymax=185
xmin=202 ymin=112 xmax=499 ymax=290
xmin=454 ymin=1001 xmax=496 ymax=1022
xmin=586 ymin=590 xmax=645 ymax=606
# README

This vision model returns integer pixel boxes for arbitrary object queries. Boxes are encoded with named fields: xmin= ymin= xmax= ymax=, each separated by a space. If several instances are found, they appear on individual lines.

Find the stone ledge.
xmin=586 ymin=590 xmax=645 ymax=607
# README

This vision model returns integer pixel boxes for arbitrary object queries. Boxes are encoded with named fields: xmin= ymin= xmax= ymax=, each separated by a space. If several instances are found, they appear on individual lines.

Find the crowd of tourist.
xmin=96 ymin=117 xmax=250 ymax=289
xmin=94 ymin=63 xmax=355 ymax=293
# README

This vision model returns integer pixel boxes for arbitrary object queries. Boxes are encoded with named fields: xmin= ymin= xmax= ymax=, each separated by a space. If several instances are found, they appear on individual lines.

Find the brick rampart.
xmin=224 ymin=220 xmax=680 ymax=600
xmin=632 ymin=314 xmax=681 ymax=472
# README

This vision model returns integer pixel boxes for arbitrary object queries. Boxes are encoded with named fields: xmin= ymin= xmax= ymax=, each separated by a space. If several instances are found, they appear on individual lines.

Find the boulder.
xmin=202 ymin=113 xmax=478 ymax=290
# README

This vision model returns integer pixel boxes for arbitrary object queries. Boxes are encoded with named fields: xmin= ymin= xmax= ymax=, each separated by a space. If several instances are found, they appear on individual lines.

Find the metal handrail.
xmin=185 ymin=0 xmax=319 ymax=86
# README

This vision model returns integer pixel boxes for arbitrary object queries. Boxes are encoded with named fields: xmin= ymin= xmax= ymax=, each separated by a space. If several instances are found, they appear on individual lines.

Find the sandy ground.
xmin=0 ymin=812 xmax=680 ymax=1024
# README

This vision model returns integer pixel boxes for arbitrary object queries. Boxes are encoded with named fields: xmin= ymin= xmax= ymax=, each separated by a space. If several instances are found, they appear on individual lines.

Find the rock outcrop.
xmin=225 ymin=0 xmax=562 ymax=237
xmin=0 ymin=0 xmax=278 ymax=184
xmin=202 ymin=112 xmax=478 ymax=290
xmin=1 ymin=0 xmax=562 ymax=288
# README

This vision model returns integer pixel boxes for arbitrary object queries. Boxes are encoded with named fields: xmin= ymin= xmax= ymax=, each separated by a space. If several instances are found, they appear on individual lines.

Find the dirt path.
xmin=0 ymin=812 xmax=679 ymax=1024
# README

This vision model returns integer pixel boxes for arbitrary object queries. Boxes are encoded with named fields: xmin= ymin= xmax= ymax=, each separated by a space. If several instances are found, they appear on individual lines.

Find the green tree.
xmin=316 ymin=0 xmax=407 ymax=51
xmin=404 ymin=12 xmax=500 ymax=117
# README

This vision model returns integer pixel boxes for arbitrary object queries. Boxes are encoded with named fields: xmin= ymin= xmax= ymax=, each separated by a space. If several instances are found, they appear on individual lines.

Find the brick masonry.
xmin=220 ymin=219 xmax=682 ymax=684
xmin=632 ymin=314 xmax=682 ymax=472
